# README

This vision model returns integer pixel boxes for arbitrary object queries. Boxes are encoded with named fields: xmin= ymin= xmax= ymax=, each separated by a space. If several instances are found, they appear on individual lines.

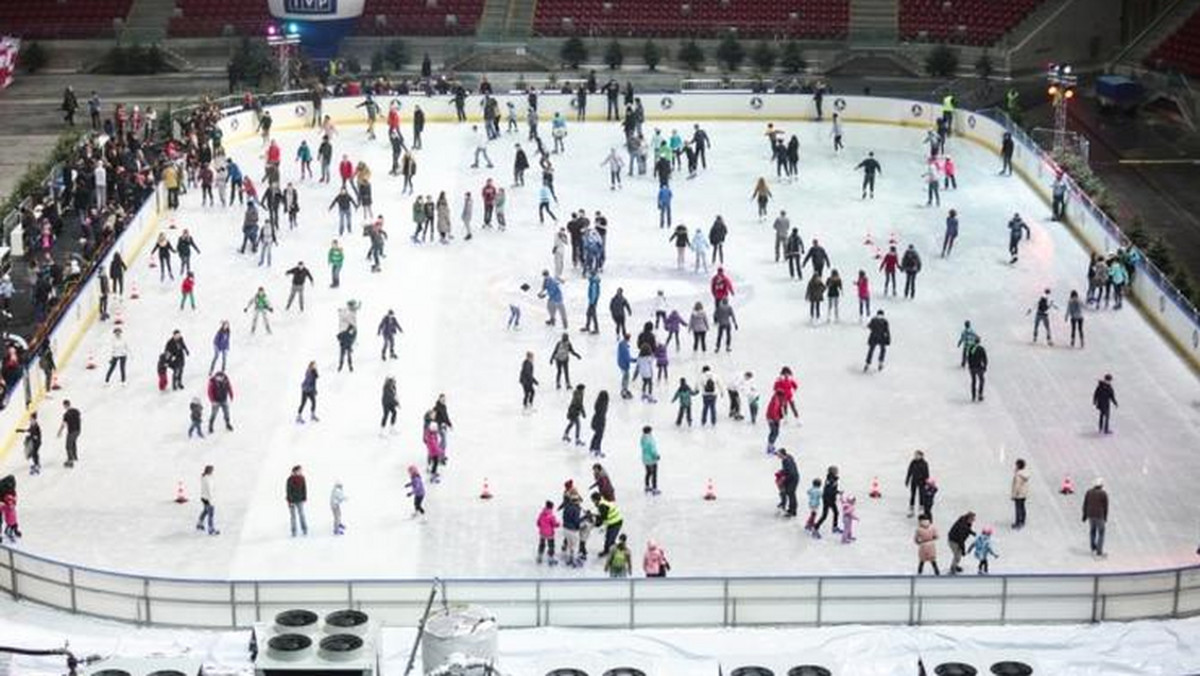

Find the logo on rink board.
xmin=749 ymin=96 xmax=763 ymax=109
xmin=295 ymin=104 xmax=308 ymax=117
xmin=660 ymin=96 xmax=674 ymax=110
xmin=834 ymin=98 xmax=847 ymax=111
xmin=284 ymin=0 xmax=337 ymax=14
xmin=968 ymin=115 xmax=977 ymax=128
xmin=911 ymin=103 xmax=923 ymax=117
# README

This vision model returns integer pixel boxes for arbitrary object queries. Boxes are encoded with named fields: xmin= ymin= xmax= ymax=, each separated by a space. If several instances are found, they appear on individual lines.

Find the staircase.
xmin=476 ymin=0 xmax=512 ymax=39
xmin=849 ymin=0 xmax=898 ymax=44
xmin=120 ymin=0 xmax=176 ymax=43
xmin=1111 ymin=0 xmax=1200 ymax=67
xmin=505 ymin=0 xmax=536 ymax=38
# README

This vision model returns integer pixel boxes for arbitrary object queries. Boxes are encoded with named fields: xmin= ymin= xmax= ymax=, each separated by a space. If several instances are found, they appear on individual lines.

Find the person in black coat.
xmin=865 ymin=310 xmax=890 ymax=371
xmin=708 ymin=216 xmax=728 ymax=265
xmin=778 ymin=448 xmax=799 ymax=517
xmin=1093 ymin=373 xmax=1117 ymax=434
xmin=948 ymin=511 xmax=976 ymax=574
xmin=968 ymin=340 xmax=989 ymax=402
xmin=513 ymin=144 xmax=529 ymax=186
xmin=904 ymin=450 xmax=930 ymax=517
xmin=812 ymin=465 xmax=841 ymax=536
xmin=164 ymin=330 xmax=189 ymax=390
xmin=609 ymin=288 xmax=632 ymax=337
xmin=589 ymin=390 xmax=609 ymax=457
xmin=519 ymin=351 xmax=538 ymax=410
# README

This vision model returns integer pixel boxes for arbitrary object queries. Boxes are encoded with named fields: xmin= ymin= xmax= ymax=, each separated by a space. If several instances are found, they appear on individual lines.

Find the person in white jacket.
xmin=330 ymin=482 xmax=348 ymax=535
xmin=105 ymin=327 xmax=128 ymax=384
xmin=470 ymin=125 xmax=493 ymax=169
xmin=691 ymin=228 xmax=710 ymax=274
xmin=196 ymin=465 xmax=218 ymax=535
xmin=741 ymin=372 xmax=760 ymax=424
xmin=697 ymin=365 xmax=723 ymax=427
xmin=601 ymin=148 xmax=624 ymax=190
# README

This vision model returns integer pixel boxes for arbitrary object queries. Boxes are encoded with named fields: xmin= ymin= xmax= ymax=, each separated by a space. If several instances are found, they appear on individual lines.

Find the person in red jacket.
xmin=179 ymin=271 xmax=196 ymax=310
xmin=711 ymin=267 xmax=734 ymax=304
xmin=856 ymin=269 xmax=871 ymax=320
xmin=481 ymin=179 xmax=498 ymax=228
xmin=387 ymin=103 xmax=401 ymax=133
xmin=266 ymin=139 xmax=281 ymax=167
xmin=765 ymin=388 xmax=787 ymax=454
xmin=879 ymin=245 xmax=899 ymax=296
xmin=773 ymin=366 xmax=799 ymax=417
xmin=338 ymin=155 xmax=354 ymax=188
xmin=206 ymin=371 xmax=234 ymax=433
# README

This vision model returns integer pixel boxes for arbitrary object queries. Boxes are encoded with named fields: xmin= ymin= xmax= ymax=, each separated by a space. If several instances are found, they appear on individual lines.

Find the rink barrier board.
xmin=1 ymin=94 xmax=1199 ymax=626
xmin=0 ymin=184 xmax=168 ymax=464
xmin=7 ymin=545 xmax=1200 ymax=628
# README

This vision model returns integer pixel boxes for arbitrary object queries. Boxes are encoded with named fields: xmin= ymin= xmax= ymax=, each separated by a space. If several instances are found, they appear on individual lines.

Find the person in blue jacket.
xmin=226 ymin=159 xmax=244 ymax=205
xmin=657 ymin=184 xmax=673 ymax=229
xmin=617 ymin=334 xmax=633 ymax=400
xmin=539 ymin=270 xmax=567 ymax=328
xmin=584 ymin=272 xmax=601 ymax=334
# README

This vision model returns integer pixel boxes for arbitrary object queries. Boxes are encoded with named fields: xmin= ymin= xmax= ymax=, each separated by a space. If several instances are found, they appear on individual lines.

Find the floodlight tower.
xmin=1046 ymin=62 xmax=1077 ymax=155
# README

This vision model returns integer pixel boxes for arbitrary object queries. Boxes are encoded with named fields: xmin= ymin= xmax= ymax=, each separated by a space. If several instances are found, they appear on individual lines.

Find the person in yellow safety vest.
xmin=591 ymin=491 xmax=624 ymax=557
xmin=941 ymin=94 xmax=956 ymax=137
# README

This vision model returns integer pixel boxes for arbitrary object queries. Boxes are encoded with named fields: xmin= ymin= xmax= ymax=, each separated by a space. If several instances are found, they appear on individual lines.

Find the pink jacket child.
xmin=942 ymin=156 xmax=957 ymax=189
xmin=1 ymin=492 xmax=20 ymax=543
xmin=536 ymin=500 xmax=560 ymax=565
xmin=840 ymin=494 xmax=858 ymax=544
xmin=643 ymin=540 xmax=670 ymax=577
xmin=423 ymin=423 xmax=444 ymax=481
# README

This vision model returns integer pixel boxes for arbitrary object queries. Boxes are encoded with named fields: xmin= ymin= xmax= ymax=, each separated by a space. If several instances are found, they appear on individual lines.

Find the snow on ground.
xmin=3 ymin=595 xmax=1200 ymax=676
xmin=3 ymin=115 xmax=1200 ymax=581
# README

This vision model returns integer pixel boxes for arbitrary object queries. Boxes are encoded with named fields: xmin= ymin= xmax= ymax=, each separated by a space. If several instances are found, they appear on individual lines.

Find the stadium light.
xmin=266 ymin=24 xmax=278 ymax=36
xmin=287 ymin=22 xmax=300 ymax=36
xmin=1045 ymin=62 xmax=1077 ymax=154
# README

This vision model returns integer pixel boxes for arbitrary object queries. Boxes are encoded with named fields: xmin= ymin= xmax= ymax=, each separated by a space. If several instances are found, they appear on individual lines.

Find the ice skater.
xmin=406 ymin=465 xmax=426 ymax=516
xmin=536 ymin=500 xmax=560 ymax=564
xmin=855 ymin=151 xmax=882 ymax=199
xmin=1007 ymin=213 xmax=1031 ymax=264
xmin=864 ymin=310 xmax=890 ymax=371
xmin=296 ymin=361 xmax=319 ymax=423
xmin=969 ymin=526 xmax=998 ymax=573
xmin=1093 ymin=373 xmax=1117 ymax=434
xmin=641 ymin=426 xmax=660 ymax=495
xmin=330 ymin=482 xmax=347 ymax=535
xmin=562 ymin=384 xmax=587 ymax=446
xmin=1030 ymin=288 xmax=1055 ymax=345
xmin=195 ymin=465 xmax=218 ymax=535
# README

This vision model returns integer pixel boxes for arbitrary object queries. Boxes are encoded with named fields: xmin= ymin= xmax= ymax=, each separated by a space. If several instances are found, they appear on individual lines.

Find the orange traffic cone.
xmin=174 ymin=481 xmax=189 ymax=504
xmin=869 ymin=476 xmax=882 ymax=499
xmin=168 ymin=218 xmax=178 ymax=230
xmin=50 ymin=374 xmax=62 ymax=391
xmin=130 ymin=283 xmax=140 ymax=300
xmin=863 ymin=232 xmax=874 ymax=246
xmin=873 ymin=246 xmax=883 ymax=260
xmin=85 ymin=352 xmax=97 ymax=370
xmin=1060 ymin=475 xmax=1075 ymax=495
xmin=703 ymin=478 xmax=717 ymax=501
xmin=148 ymin=258 xmax=157 ymax=269
xmin=479 ymin=478 xmax=493 ymax=500
xmin=888 ymin=232 xmax=898 ymax=245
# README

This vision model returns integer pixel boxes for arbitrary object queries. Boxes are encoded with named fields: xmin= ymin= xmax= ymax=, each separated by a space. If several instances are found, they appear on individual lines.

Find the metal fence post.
xmin=1174 ymin=569 xmax=1183 ymax=617
xmin=254 ymin=581 xmax=261 ymax=622
xmin=535 ymin=579 xmax=542 ymax=627
xmin=6 ymin=549 xmax=15 ymax=601
xmin=628 ymin=579 xmax=635 ymax=629
xmin=722 ymin=578 xmax=729 ymax=627
xmin=1000 ymin=576 xmax=1008 ymax=623
xmin=230 ymin=582 xmax=237 ymax=628
xmin=1091 ymin=576 xmax=1100 ymax=623
xmin=815 ymin=577 xmax=823 ymax=627
xmin=907 ymin=576 xmax=916 ymax=625
xmin=69 ymin=566 xmax=77 ymax=613
xmin=143 ymin=577 xmax=152 ymax=625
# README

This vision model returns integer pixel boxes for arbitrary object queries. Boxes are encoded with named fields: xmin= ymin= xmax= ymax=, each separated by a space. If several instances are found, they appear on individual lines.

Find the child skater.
xmin=330 ymin=482 xmax=347 ymax=535
xmin=804 ymin=478 xmax=822 ymax=531
xmin=969 ymin=526 xmax=999 ymax=574
xmin=188 ymin=397 xmax=205 ymax=438
xmin=1 ymin=488 xmax=20 ymax=543
xmin=536 ymin=500 xmax=560 ymax=565
xmin=671 ymin=378 xmax=696 ymax=426
xmin=654 ymin=342 xmax=669 ymax=383
xmin=840 ymin=493 xmax=858 ymax=544
xmin=405 ymin=465 xmax=426 ymax=516
xmin=743 ymin=372 xmax=760 ymax=424
xmin=424 ymin=421 xmax=444 ymax=482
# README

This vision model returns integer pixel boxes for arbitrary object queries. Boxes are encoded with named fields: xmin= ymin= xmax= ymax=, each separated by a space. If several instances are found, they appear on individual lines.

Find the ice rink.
xmin=4 ymin=112 xmax=1200 ymax=580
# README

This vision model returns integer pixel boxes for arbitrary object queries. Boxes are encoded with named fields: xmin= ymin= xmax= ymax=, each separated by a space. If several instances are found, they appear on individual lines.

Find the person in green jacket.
xmin=641 ymin=425 xmax=660 ymax=494
xmin=605 ymin=533 xmax=632 ymax=577
xmin=244 ymin=286 xmax=273 ymax=334
xmin=671 ymin=379 xmax=697 ymax=427
xmin=328 ymin=239 xmax=345 ymax=288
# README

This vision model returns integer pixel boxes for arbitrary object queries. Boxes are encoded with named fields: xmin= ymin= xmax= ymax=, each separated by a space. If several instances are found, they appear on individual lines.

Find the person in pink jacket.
xmin=536 ymin=500 xmax=560 ymax=565
xmin=423 ymin=422 xmax=444 ymax=483
xmin=856 ymin=269 xmax=871 ymax=320
xmin=1 ymin=491 xmax=19 ymax=543
xmin=643 ymin=539 xmax=670 ymax=577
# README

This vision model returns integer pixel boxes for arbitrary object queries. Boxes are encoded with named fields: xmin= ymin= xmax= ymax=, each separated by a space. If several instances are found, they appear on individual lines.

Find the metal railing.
xmin=2 ymin=545 xmax=1200 ymax=629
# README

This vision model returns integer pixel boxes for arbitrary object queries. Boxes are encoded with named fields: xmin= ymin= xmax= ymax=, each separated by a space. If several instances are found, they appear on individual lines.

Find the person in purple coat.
xmin=406 ymin=465 xmax=426 ymax=515
xmin=664 ymin=309 xmax=684 ymax=352
xmin=209 ymin=321 xmax=231 ymax=375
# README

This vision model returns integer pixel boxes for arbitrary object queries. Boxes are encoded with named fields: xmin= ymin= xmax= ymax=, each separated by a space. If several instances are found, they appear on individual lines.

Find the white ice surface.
xmin=4 ymin=117 xmax=1200 ymax=580
xmin=3 ymin=596 xmax=1200 ymax=676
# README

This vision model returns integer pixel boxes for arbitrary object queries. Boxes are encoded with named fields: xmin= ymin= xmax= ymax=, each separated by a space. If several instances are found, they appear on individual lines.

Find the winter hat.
xmin=564 ymin=479 xmax=574 ymax=490
xmin=1094 ymin=477 xmax=1104 ymax=487
xmin=981 ymin=526 xmax=994 ymax=535
xmin=407 ymin=465 xmax=418 ymax=475
xmin=925 ymin=477 xmax=936 ymax=487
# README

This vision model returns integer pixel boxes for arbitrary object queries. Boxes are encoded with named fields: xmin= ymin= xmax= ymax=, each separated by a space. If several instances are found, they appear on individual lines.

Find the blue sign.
xmin=285 ymin=0 xmax=336 ymax=14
